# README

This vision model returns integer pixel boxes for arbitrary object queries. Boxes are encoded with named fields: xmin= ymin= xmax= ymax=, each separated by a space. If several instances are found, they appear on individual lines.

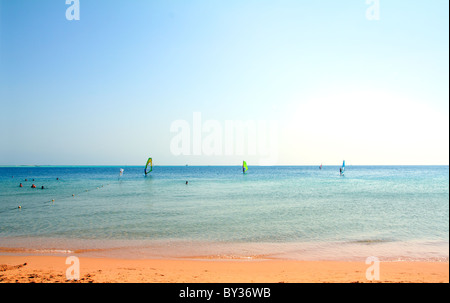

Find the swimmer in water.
xmin=19 ymin=183 xmax=23 ymax=187
xmin=31 ymin=184 xmax=36 ymax=188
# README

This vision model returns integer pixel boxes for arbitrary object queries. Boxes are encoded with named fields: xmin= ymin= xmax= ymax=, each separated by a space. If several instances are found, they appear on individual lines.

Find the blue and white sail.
xmin=340 ymin=160 xmax=345 ymax=176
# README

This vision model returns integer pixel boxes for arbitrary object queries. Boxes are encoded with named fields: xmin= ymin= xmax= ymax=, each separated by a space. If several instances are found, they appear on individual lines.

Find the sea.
xmin=0 ymin=165 xmax=448 ymax=261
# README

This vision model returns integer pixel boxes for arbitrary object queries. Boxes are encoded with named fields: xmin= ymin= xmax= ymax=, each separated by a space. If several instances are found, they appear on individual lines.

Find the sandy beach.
xmin=0 ymin=256 xmax=448 ymax=283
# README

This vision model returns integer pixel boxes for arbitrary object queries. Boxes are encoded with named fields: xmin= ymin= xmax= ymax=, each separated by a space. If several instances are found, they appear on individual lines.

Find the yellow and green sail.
xmin=243 ymin=161 xmax=248 ymax=173
xmin=144 ymin=158 xmax=153 ymax=175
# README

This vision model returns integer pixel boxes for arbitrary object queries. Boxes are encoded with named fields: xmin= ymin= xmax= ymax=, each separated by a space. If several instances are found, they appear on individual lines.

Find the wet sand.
xmin=0 ymin=255 xmax=448 ymax=283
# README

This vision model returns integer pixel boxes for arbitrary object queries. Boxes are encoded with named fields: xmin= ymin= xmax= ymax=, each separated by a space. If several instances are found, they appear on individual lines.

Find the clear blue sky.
xmin=1 ymin=0 xmax=448 ymax=165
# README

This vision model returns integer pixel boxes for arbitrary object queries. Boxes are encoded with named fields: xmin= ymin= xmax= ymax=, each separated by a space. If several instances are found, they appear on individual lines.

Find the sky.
xmin=0 ymin=0 xmax=448 ymax=166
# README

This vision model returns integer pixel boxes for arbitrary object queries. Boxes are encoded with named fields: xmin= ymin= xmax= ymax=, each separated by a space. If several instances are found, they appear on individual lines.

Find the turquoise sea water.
xmin=0 ymin=166 xmax=448 ymax=261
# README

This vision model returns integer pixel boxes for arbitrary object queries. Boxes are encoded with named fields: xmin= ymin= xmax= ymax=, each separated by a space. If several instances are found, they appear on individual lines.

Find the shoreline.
xmin=0 ymin=255 xmax=448 ymax=283
xmin=1 ymin=237 xmax=448 ymax=263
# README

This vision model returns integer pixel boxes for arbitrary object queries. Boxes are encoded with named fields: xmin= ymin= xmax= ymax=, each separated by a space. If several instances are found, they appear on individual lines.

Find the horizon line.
xmin=1 ymin=164 xmax=449 ymax=167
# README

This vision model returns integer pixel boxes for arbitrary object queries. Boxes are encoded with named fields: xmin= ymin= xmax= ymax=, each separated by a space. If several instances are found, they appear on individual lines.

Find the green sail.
xmin=144 ymin=158 xmax=152 ymax=175
xmin=243 ymin=161 xmax=248 ymax=173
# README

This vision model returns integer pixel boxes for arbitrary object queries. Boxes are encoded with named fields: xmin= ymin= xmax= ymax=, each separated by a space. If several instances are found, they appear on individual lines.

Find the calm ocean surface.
xmin=0 ymin=166 xmax=448 ymax=261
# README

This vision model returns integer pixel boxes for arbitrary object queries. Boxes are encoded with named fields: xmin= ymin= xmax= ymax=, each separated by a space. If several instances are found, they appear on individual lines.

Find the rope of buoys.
xmin=49 ymin=183 xmax=110 ymax=204
xmin=13 ymin=183 xmax=111 ymax=211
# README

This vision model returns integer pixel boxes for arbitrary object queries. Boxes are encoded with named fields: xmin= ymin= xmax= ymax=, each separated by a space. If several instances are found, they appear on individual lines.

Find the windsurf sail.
xmin=243 ymin=161 xmax=248 ymax=173
xmin=319 ymin=163 xmax=322 ymax=170
xmin=340 ymin=160 xmax=345 ymax=176
xmin=119 ymin=168 xmax=124 ymax=176
xmin=144 ymin=158 xmax=153 ymax=175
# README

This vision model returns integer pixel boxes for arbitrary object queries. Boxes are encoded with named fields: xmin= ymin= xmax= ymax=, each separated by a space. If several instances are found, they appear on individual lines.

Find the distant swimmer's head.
xmin=41 ymin=186 xmax=45 ymax=189
xmin=186 ymin=181 xmax=188 ymax=185
xmin=19 ymin=183 xmax=23 ymax=187
xmin=31 ymin=184 xmax=36 ymax=188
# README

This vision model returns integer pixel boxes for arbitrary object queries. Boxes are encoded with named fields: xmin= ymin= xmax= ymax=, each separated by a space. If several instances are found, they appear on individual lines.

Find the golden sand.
xmin=0 ymin=255 xmax=448 ymax=283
